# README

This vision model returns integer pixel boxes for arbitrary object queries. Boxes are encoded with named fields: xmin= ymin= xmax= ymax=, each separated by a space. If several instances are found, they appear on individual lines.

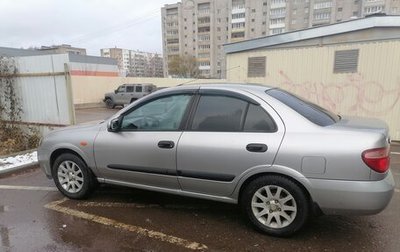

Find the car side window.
xmin=191 ymin=95 xmax=247 ymax=132
xmin=120 ymin=95 xmax=192 ymax=131
xmin=136 ymin=86 xmax=143 ymax=92
xmin=126 ymin=86 xmax=134 ymax=93
xmin=243 ymin=104 xmax=277 ymax=132
xmin=117 ymin=86 xmax=126 ymax=93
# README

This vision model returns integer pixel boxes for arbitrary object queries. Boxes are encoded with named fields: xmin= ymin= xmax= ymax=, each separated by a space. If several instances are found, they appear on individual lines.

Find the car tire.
xmin=52 ymin=153 xmax=96 ymax=199
xmin=130 ymin=98 xmax=137 ymax=103
xmin=240 ymin=175 xmax=309 ymax=237
xmin=105 ymin=98 xmax=115 ymax=109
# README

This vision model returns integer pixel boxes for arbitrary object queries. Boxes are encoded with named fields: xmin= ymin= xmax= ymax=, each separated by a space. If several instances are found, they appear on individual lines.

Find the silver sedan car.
xmin=38 ymin=84 xmax=395 ymax=237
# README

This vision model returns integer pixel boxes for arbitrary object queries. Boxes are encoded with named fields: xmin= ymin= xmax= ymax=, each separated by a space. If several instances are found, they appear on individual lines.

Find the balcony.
xmin=198 ymin=26 xmax=211 ymax=34
xmin=231 ymin=17 xmax=246 ymax=23
xmin=269 ymin=23 xmax=285 ymax=29
xmin=199 ymin=65 xmax=211 ymax=70
xmin=232 ymin=5 xmax=246 ymax=14
xmin=270 ymin=2 xmax=286 ymax=9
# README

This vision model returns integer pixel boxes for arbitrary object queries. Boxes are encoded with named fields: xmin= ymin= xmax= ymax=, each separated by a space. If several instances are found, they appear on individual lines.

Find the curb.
xmin=0 ymin=161 xmax=39 ymax=176
xmin=0 ymin=148 xmax=37 ymax=159
xmin=0 ymin=149 xmax=38 ymax=176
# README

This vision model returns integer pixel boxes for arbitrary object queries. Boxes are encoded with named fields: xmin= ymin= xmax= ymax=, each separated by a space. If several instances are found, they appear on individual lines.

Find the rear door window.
xmin=135 ymin=86 xmax=143 ymax=92
xmin=191 ymin=95 xmax=247 ymax=132
xmin=126 ymin=86 xmax=134 ymax=93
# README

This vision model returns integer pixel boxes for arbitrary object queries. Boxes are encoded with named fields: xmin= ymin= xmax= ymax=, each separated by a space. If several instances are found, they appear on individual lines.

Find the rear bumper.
xmin=305 ymin=171 xmax=395 ymax=215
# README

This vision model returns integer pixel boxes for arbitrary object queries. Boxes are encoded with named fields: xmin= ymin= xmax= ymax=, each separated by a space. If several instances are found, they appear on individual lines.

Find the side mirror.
xmin=114 ymin=89 xmax=117 ymax=94
xmin=108 ymin=117 xmax=122 ymax=132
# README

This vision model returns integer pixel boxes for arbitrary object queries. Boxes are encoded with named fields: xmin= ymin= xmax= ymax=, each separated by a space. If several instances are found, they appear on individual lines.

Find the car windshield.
xmin=266 ymin=88 xmax=340 ymax=126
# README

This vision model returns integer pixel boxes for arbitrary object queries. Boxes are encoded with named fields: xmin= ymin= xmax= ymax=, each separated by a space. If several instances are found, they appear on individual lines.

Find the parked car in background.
xmin=103 ymin=83 xmax=156 ymax=109
xmin=39 ymin=84 xmax=394 ymax=237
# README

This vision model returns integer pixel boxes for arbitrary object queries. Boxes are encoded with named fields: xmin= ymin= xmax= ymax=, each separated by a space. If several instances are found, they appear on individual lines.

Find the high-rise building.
xmin=161 ymin=0 xmax=400 ymax=79
xmin=100 ymin=48 xmax=163 ymax=77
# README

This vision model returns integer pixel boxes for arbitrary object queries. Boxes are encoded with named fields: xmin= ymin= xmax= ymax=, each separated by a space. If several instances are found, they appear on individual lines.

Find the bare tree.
xmin=168 ymin=55 xmax=200 ymax=78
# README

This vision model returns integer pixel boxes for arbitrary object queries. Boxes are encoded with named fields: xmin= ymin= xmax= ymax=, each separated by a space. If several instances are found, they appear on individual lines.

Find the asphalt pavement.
xmin=0 ymin=108 xmax=399 ymax=251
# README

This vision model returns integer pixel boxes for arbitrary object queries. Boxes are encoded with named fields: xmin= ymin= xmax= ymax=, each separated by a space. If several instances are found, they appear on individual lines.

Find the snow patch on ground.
xmin=0 ymin=151 xmax=38 ymax=172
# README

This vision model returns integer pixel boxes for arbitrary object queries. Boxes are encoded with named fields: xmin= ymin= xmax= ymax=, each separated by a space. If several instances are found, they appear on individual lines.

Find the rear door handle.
xmin=246 ymin=143 xmax=268 ymax=153
xmin=158 ymin=140 xmax=175 ymax=149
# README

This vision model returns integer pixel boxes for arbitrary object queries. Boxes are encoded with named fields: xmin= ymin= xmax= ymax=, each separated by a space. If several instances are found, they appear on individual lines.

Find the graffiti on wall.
xmin=277 ymin=70 xmax=400 ymax=116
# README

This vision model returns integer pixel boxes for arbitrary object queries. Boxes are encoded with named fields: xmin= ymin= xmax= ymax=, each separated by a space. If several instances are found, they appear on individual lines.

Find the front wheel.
xmin=240 ymin=175 xmax=309 ymax=237
xmin=105 ymin=98 xmax=115 ymax=109
xmin=52 ymin=153 xmax=96 ymax=199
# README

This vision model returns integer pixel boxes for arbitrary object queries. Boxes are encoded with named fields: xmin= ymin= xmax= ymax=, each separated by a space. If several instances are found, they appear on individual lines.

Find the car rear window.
xmin=266 ymin=89 xmax=339 ymax=126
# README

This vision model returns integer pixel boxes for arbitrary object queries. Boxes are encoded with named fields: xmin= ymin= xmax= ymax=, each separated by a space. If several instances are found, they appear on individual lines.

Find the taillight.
xmin=362 ymin=147 xmax=390 ymax=173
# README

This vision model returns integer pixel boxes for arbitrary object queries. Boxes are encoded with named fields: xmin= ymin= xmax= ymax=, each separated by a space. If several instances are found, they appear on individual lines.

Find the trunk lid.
xmin=331 ymin=116 xmax=389 ymax=139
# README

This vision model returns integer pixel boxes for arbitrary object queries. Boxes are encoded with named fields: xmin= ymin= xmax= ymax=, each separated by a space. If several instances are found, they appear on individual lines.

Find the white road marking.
xmin=395 ymin=189 xmax=400 ymax=193
xmin=0 ymin=185 xmax=57 ymax=191
xmin=77 ymin=201 xmax=210 ymax=210
xmin=45 ymin=198 xmax=208 ymax=250
xmin=391 ymin=152 xmax=400 ymax=155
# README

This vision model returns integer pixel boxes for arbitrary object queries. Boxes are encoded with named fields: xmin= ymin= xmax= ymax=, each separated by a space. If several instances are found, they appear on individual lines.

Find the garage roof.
xmin=224 ymin=15 xmax=400 ymax=54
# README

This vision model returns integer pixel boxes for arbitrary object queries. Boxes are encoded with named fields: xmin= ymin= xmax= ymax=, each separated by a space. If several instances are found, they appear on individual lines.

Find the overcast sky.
xmin=0 ymin=0 xmax=178 ymax=56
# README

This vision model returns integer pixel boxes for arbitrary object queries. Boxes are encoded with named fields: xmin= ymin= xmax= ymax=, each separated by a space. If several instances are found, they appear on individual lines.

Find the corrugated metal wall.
xmin=226 ymin=40 xmax=400 ymax=140
xmin=13 ymin=54 xmax=74 ymax=129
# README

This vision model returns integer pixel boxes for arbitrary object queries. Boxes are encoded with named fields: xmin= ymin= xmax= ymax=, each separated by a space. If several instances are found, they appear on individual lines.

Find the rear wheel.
xmin=240 ymin=175 xmax=309 ymax=237
xmin=52 ymin=153 xmax=96 ymax=199
xmin=130 ymin=98 xmax=137 ymax=103
xmin=105 ymin=98 xmax=115 ymax=109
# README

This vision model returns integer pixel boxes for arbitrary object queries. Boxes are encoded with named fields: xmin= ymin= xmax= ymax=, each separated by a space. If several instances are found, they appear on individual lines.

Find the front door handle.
xmin=246 ymin=143 xmax=268 ymax=153
xmin=158 ymin=140 xmax=175 ymax=149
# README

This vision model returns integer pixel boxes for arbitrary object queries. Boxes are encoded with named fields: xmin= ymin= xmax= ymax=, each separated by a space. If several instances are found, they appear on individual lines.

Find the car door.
xmin=177 ymin=90 xmax=284 ymax=196
xmin=135 ymin=85 xmax=143 ymax=99
xmin=124 ymin=85 xmax=135 ymax=104
xmin=115 ymin=85 xmax=126 ymax=104
xmin=94 ymin=92 xmax=194 ymax=189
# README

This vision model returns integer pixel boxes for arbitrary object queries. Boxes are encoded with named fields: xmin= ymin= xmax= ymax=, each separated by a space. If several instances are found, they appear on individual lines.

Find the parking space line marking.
xmin=395 ymin=189 xmax=400 ymax=193
xmin=45 ymin=198 xmax=208 ymax=250
xmin=0 ymin=185 xmax=57 ymax=191
xmin=391 ymin=152 xmax=400 ymax=155
xmin=77 ymin=201 xmax=210 ymax=210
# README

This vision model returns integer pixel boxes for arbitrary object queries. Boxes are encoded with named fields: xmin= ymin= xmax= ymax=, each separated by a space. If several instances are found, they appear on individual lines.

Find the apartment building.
xmin=161 ymin=0 xmax=400 ymax=78
xmin=100 ymin=48 xmax=163 ymax=77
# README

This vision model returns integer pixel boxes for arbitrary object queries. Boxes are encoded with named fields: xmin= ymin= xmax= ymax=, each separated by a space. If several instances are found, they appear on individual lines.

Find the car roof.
xmin=166 ymin=83 xmax=274 ymax=92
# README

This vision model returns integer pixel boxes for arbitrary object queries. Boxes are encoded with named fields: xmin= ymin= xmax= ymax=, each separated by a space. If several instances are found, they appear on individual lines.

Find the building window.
xmin=231 ymin=31 xmax=245 ymax=38
xmin=338 ymin=7 xmax=343 ymax=12
xmin=270 ymin=28 xmax=284 ymax=34
xmin=333 ymin=49 xmax=359 ymax=73
xmin=248 ymin=56 xmax=266 ymax=77
xmin=232 ymin=13 xmax=245 ymax=19
xmin=314 ymin=12 xmax=331 ymax=20
xmin=364 ymin=5 xmax=384 ymax=14
xmin=270 ymin=17 xmax=285 ymax=25
xmin=198 ymin=2 xmax=210 ymax=14
xmin=232 ymin=22 xmax=245 ymax=29
xmin=314 ymin=1 xmax=333 ymax=10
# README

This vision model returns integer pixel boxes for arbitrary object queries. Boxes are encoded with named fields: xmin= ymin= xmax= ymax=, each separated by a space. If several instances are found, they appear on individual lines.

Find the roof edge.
xmin=224 ymin=16 xmax=400 ymax=54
